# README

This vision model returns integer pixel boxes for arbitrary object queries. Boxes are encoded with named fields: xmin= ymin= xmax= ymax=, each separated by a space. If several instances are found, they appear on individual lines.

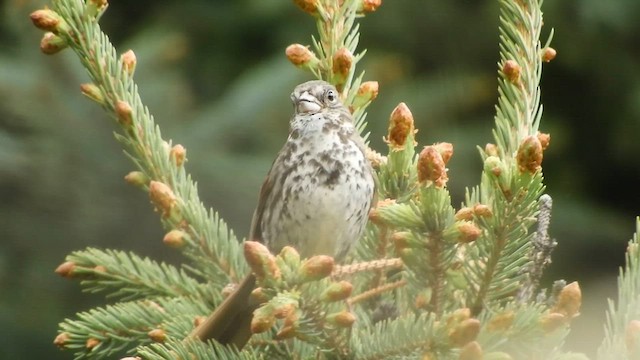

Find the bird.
xmin=190 ymin=80 xmax=376 ymax=349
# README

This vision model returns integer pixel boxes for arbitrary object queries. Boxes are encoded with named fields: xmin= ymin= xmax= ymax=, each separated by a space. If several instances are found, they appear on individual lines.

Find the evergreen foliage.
xmin=26 ymin=0 xmax=640 ymax=359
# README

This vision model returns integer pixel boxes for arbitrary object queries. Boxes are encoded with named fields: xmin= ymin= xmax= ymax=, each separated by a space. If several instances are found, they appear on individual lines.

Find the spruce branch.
xmin=138 ymin=338 xmax=260 ymax=360
xmin=33 ymin=0 xmax=247 ymax=287
xmin=598 ymin=218 xmax=640 ymax=359
xmin=463 ymin=0 xmax=552 ymax=315
xmin=56 ymin=297 xmax=208 ymax=359
xmin=58 ymin=248 xmax=219 ymax=303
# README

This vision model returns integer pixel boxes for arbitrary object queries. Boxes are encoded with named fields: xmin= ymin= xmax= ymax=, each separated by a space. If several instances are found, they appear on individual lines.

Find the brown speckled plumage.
xmin=191 ymin=80 xmax=375 ymax=348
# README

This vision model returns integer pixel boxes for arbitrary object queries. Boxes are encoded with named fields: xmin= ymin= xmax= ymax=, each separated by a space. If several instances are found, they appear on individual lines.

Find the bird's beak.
xmin=296 ymin=92 xmax=322 ymax=114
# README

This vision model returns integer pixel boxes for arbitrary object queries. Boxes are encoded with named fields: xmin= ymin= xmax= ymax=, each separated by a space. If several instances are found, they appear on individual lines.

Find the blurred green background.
xmin=1 ymin=0 xmax=639 ymax=358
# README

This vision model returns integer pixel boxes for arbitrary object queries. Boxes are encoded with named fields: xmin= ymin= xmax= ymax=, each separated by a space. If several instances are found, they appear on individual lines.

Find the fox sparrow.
xmin=191 ymin=80 xmax=375 ymax=347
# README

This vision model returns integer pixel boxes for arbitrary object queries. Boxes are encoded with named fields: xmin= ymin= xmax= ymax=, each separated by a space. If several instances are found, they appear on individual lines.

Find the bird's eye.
xmin=326 ymin=89 xmax=338 ymax=103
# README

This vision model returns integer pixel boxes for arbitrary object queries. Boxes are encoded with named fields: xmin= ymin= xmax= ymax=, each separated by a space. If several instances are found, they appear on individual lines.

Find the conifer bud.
xmin=120 ymin=50 xmax=137 ymax=76
xmin=300 ymin=255 xmax=334 ymax=282
xmin=517 ymin=135 xmax=543 ymax=173
xmin=448 ymin=308 xmax=471 ymax=326
xmin=542 ymin=47 xmax=557 ymax=62
xmin=292 ymin=0 xmax=318 ymax=15
xmin=55 ymin=261 xmax=76 ymax=278
xmin=537 ymin=132 xmax=551 ymax=150
xmin=53 ymin=332 xmax=69 ymax=348
xmin=273 ymin=302 xmax=297 ymax=319
xmin=80 ymin=83 xmax=105 ymax=105
xmin=392 ymin=231 xmax=415 ymax=251
xmin=417 ymin=146 xmax=448 ymax=187
xmin=414 ymin=291 xmax=431 ymax=309
xmin=193 ymin=316 xmax=206 ymax=327
xmin=449 ymin=318 xmax=481 ymax=347
xmin=251 ymin=307 xmax=276 ymax=333
xmin=326 ymin=311 xmax=356 ymax=327
xmin=250 ymin=287 xmax=270 ymax=303
xmin=502 ymin=60 xmax=521 ymax=84
xmin=352 ymin=81 xmax=379 ymax=108
xmin=486 ymin=311 xmax=514 ymax=332
xmin=359 ymin=0 xmax=382 ymax=13
xmin=86 ymin=0 xmax=108 ymax=18
xmin=149 ymin=181 xmax=177 ymax=217
xmin=285 ymin=44 xmax=319 ymax=69
xmin=551 ymin=281 xmax=581 ymax=318
xmin=626 ymin=320 xmax=640 ymax=353
xmin=170 ymin=144 xmax=186 ymax=167
xmin=485 ymin=143 xmax=499 ymax=157
xmin=459 ymin=341 xmax=482 ymax=360
xmin=455 ymin=207 xmax=474 ymax=221
xmin=276 ymin=325 xmax=297 ymax=340
xmin=93 ymin=265 xmax=107 ymax=273
xmin=322 ymin=280 xmax=353 ymax=302
xmin=163 ymin=229 xmax=187 ymax=248
xmin=40 ymin=32 xmax=67 ymax=55
xmin=540 ymin=312 xmax=566 ymax=332
xmin=124 ymin=171 xmax=148 ymax=187
xmin=332 ymin=47 xmax=353 ymax=86
xmin=86 ymin=338 xmax=100 ymax=350
xmin=473 ymin=204 xmax=493 ymax=218
xmin=483 ymin=156 xmax=505 ymax=178
xmin=148 ymin=328 xmax=166 ymax=342
xmin=244 ymin=241 xmax=281 ymax=281
xmin=368 ymin=198 xmax=396 ymax=224
xmin=434 ymin=142 xmax=454 ymax=165
xmin=387 ymin=102 xmax=415 ymax=150
xmin=115 ymin=100 xmax=133 ymax=126
xmin=30 ymin=9 xmax=67 ymax=34
xmin=279 ymin=246 xmax=301 ymax=267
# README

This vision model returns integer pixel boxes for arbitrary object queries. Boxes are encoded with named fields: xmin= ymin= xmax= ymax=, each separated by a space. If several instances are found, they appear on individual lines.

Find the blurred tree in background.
xmin=1 ymin=0 xmax=639 ymax=358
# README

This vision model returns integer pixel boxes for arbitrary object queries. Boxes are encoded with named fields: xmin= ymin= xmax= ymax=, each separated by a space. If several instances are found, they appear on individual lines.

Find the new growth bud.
xmin=292 ymin=0 xmax=318 ymax=15
xmin=80 ymin=83 xmax=105 ymax=105
xmin=124 ymin=171 xmax=148 ymax=187
xmin=285 ymin=44 xmax=319 ymax=70
xmin=551 ymin=281 xmax=581 ymax=319
xmin=417 ymin=146 xmax=449 ymax=187
xmin=332 ymin=47 xmax=353 ymax=87
xmin=445 ymin=221 xmax=482 ymax=244
xmin=542 ymin=47 xmax=557 ymax=62
xmin=244 ymin=241 xmax=281 ymax=281
xmin=115 ymin=100 xmax=133 ymax=126
xmin=459 ymin=341 xmax=483 ymax=360
xmin=352 ymin=81 xmax=379 ymax=108
xmin=148 ymin=181 xmax=177 ymax=217
xmin=120 ymin=50 xmax=137 ymax=76
xmin=55 ymin=261 xmax=76 ymax=278
xmin=86 ymin=338 xmax=100 ymax=350
xmin=300 ymin=255 xmax=334 ymax=282
xmin=40 ymin=32 xmax=67 ymax=55
xmin=517 ymin=135 xmax=543 ymax=173
xmin=147 ymin=328 xmax=166 ymax=342
xmin=163 ymin=229 xmax=187 ymax=248
xmin=449 ymin=318 xmax=481 ymax=347
xmin=170 ymin=144 xmax=186 ymax=166
xmin=322 ymin=280 xmax=353 ymax=302
xmin=326 ymin=311 xmax=356 ymax=328
xmin=502 ymin=60 xmax=521 ymax=84
xmin=30 ymin=9 xmax=67 ymax=34
xmin=359 ymin=0 xmax=382 ymax=13
xmin=53 ymin=333 xmax=69 ymax=348
xmin=387 ymin=103 xmax=415 ymax=150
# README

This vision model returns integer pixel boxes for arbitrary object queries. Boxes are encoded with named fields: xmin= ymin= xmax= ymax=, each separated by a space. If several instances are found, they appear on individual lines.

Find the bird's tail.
xmin=190 ymin=274 xmax=257 ymax=348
